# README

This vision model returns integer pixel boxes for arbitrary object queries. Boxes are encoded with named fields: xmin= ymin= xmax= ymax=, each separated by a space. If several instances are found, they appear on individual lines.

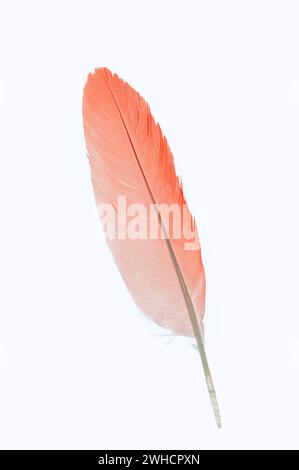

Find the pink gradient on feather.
xmin=82 ymin=68 xmax=206 ymax=336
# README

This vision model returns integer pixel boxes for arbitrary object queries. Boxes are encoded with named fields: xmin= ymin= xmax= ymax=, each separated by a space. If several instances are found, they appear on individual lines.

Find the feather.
xmin=82 ymin=68 xmax=221 ymax=427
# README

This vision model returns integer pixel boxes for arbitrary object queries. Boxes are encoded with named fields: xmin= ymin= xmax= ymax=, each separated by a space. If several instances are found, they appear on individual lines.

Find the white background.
xmin=0 ymin=0 xmax=299 ymax=450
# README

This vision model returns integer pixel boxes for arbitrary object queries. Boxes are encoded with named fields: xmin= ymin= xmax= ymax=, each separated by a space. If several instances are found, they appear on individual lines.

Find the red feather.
xmin=82 ymin=68 xmax=220 ymax=427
